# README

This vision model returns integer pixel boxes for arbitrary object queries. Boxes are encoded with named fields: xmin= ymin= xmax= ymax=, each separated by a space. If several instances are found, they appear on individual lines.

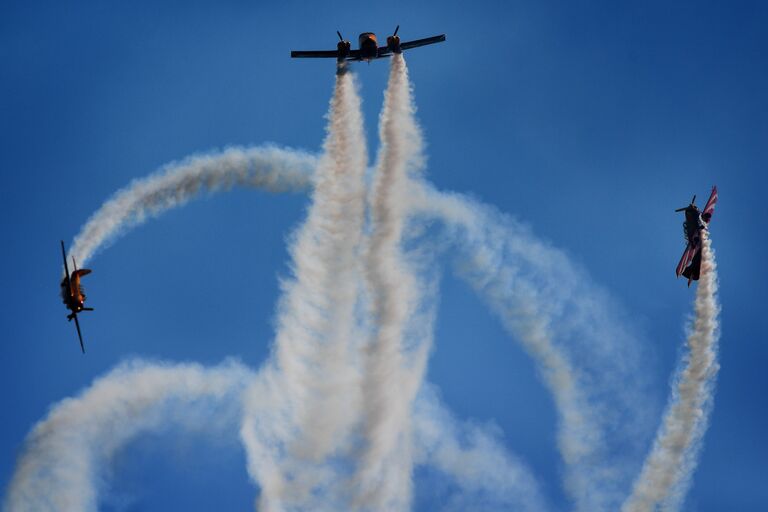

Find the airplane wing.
xmin=291 ymin=49 xmax=363 ymax=61
xmin=345 ymin=50 xmax=363 ymax=61
xmin=675 ymin=243 xmax=697 ymax=277
xmin=291 ymin=50 xmax=340 ymax=58
xmin=73 ymin=314 xmax=85 ymax=353
xmin=400 ymin=34 xmax=446 ymax=51
xmin=60 ymin=240 xmax=72 ymax=297
xmin=701 ymin=186 xmax=718 ymax=223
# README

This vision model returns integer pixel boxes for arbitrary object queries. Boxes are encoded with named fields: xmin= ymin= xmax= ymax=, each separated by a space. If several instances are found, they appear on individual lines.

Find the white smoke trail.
xmin=4 ymin=360 xmax=252 ymax=512
xmin=12 ymin=51 xmax=718 ymax=512
xmin=408 ymin=182 xmax=652 ymax=511
xmin=622 ymin=234 xmax=720 ymax=512
xmin=5 ymin=360 xmax=543 ymax=512
xmin=53 ymin=136 xmax=645 ymax=511
xmin=49 ymin=149 xmax=655 ymax=512
xmin=55 ymin=74 xmax=646 ymax=507
xmin=68 ymin=145 xmax=316 ymax=267
xmin=354 ymin=54 xmax=427 ymax=511
xmin=240 ymin=71 xmax=368 ymax=511
xmin=413 ymin=385 xmax=548 ymax=512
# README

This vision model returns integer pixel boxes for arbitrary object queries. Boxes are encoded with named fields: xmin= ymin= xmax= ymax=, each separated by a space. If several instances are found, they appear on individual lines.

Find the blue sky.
xmin=1 ymin=1 xmax=766 ymax=510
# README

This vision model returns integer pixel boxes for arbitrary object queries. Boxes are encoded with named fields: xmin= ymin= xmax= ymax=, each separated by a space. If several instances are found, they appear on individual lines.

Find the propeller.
xmin=337 ymin=31 xmax=344 ymax=42
xmin=675 ymin=195 xmax=697 ymax=212
xmin=393 ymin=25 xmax=399 ymax=37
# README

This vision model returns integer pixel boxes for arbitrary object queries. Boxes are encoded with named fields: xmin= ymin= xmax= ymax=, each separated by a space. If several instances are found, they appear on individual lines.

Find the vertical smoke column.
xmin=354 ymin=53 xmax=424 ymax=511
xmin=241 ymin=70 xmax=367 ymax=511
xmin=622 ymin=234 xmax=720 ymax=512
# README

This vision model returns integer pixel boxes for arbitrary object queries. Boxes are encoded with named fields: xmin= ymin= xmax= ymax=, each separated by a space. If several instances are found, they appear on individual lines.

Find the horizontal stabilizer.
xmin=73 ymin=268 xmax=92 ymax=278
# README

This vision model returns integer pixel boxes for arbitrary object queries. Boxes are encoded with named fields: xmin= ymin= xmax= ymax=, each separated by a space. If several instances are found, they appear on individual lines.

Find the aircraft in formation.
xmin=57 ymin=27 xmax=715 ymax=350
xmin=56 ymin=179 xmax=719 ymax=355
xmin=60 ymin=241 xmax=94 ymax=353
xmin=675 ymin=186 xmax=718 ymax=286
xmin=291 ymin=26 xmax=445 ymax=64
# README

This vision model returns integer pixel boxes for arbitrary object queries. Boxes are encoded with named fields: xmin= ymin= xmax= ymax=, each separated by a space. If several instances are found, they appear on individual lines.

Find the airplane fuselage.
xmin=674 ymin=187 xmax=717 ymax=286
xmin=62 ymin=274 xmax=86 ymax=315
xmin=682 ymin=205 xmax=704 ymax=244
xmin=358 ymin=33 xmax=379 ymax=61
xmin=59 ymin=240 xmax=93 ymax=352
xmin=61 ymin=268 xmax=91 ymax=318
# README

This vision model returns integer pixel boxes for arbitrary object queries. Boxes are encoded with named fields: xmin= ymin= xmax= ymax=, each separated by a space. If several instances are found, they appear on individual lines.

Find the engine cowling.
xmin=336 ymin=40 xmax=351 ymax=61
xmin=387 ymin=34 xmax=401 ymax=53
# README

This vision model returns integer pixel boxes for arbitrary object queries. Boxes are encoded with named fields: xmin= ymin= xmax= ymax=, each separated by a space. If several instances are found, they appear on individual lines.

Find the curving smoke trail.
xmin=4 ymin=359 xmax=542 ymax=512
xmin=622 ymin=234 xmax=720 ymax=512
xmin=408 ymin=182 xmax=651 ymax=511
xmin=413 ymin=385 xmax=548 ymax=512
xmin=8 ymin=51 xmax=720 ymax=512
xmin=240 ymin=70 xmax=368 ymax=511
xmin=4 ymin=360 xmax=252 ymax=512
xmin=68 ymin=145 xmax=315 ymax=268
xmin=46 ymin=164 xmax=649 ymax=511
xmin=354 ymin=54 xmax=428 ymax=511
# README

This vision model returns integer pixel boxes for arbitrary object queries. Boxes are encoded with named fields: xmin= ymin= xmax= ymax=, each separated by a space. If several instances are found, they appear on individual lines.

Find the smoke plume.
xmin=5 ymin=360 xmax=252 ymax=512
xmin=622 ymin=234 xmax=720 ymax=512
xmin=68 ymin=146 xmax=315 ymax=268
xmin=240 ymin=70 xmax=368 ymax=511
xmin=8 ymin=49 xmax=721 ymax=512
xmin=413 ymin=385 xmax=548 ymax=512
xmin=408 ymin=182 xmax=652 ymax=511
xmin=354 ymin=54 xmax=428 ymax=511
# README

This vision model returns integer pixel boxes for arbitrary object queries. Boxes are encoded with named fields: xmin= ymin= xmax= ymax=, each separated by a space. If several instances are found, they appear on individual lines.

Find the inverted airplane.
xmin=60 ymin=241 xmax=94 ymax=353
xmin=290 ymin=26 xmax=445 ymax=63
xmin=674 ymin=186 xmax=718 ymax=286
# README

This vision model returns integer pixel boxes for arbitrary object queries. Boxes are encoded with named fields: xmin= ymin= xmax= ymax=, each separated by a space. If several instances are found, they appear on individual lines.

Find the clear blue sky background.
xmin=1 ymin=1 xmax=766 ymax=510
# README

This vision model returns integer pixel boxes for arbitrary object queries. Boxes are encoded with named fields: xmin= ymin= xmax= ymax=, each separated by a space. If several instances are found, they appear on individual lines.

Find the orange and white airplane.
xmin=60 ymin=241 xmax=93 ymax=353
xmin=291 ymin=26 xmax=445 ymax=63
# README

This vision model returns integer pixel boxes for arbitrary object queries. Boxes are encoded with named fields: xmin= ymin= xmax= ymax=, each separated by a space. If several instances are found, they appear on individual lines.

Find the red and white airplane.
xmin=675 ymin=186 xmax=718 ymax=286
